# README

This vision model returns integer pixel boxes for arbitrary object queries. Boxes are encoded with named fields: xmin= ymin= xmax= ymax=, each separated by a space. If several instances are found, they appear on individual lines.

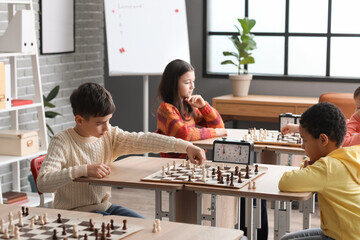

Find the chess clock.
xmin=279 ymin=113 xmax=301 ymax=131
xmin=212 ymin=138 xmax=254 ymax=165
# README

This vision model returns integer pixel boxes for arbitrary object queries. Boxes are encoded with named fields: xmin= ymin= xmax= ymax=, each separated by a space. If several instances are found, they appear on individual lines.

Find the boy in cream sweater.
xmin=279 ymin=102 xmax=360 ymax=239
xmin=37 ymin=82 xmax=206 ymax=217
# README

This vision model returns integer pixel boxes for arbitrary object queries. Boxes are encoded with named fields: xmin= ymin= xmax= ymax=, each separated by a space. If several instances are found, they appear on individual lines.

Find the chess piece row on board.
xmin=0 ymin=208 xmax=144 ymax=239
xmin=142 ymin=160 xmax=267 ymax=189
xmin=243 ymin=128 xmax=302 ymax=147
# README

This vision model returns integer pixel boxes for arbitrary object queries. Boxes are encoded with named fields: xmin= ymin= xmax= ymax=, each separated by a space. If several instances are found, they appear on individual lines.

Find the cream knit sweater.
xmin=37 ymin=127 xmax=190 ymax=212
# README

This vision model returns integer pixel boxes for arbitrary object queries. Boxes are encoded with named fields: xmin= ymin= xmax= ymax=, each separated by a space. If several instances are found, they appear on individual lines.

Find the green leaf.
xmin=221 ymin=60 xmax=237 ymax=66
xmin=222 ymin=51 xmax=239 ymax=58
xmin=43 ymin=100 xmax=55 ymax=108
xmin=45 ymin=85 xmax=60 ymax=102
xmin=240 ymin=56 xmax=255 ymax=65
xmin=45 ymin=111 xmax=62 ymax=118
xmin=46 ymin=123 xmax=55 ymax=136
xmin=248 ymin=19 xmax=256 ymax=31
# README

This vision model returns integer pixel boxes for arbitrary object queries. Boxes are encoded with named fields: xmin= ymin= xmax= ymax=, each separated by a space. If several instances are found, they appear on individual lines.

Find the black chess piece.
xmin=21 ymin=206 xmax=25 ymax=216
xmin=106 ymin=223 xmax=111 ymax=237
xmin=212 ymin=168 xmax=216 ymax=176
xmin=255 ymin=165 xmax=259 ymax=173
xmin=25 ymin=207 xmax=29 ymax=216
xmin=238 ymin=173 xmax=242 ymax=183
xmin=57 ymin=214 xmax=62 ymax=223
xmin=62 ymin=225 xmax=66 ymax=235
xmin=84 ymin=234 xmax=88 ymax=240
xmin=110 ymin=219 xmax=115 ymax=230
xmin=235 ymin=166 xmax=239 ymax=175
xmin=226 ymin=174 xmax=230 ymax=182
xmin=94 ymin=229 xmax=99 ymax=240
xmin=188 ymin=175 xmax=191 ymax=181
xmin=122 ymin=219 xmax=127 ymax=230
xmin=52 ymin=229 xmax=58 ymax=240
xmin=230 ymin=177 xmax=234 ymax=187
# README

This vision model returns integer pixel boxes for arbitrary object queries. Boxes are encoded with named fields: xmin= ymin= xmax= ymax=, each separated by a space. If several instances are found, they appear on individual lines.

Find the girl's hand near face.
xmin=185 ymin=95 xmax=206 ymax=109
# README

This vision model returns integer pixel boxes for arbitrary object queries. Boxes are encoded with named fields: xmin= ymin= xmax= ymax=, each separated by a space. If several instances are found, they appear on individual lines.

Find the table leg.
xmin=299 ymin=194 xmax=315 ymax=229
xmin=274 ymin=201 xmax=291 ymax=240
xmin=196 ymin=192 xmax=217 ymax=226
xmin=155 ymin=189 xmax=176 ymax=221
xmin=245 ymin=197 xmax=254 ymax=240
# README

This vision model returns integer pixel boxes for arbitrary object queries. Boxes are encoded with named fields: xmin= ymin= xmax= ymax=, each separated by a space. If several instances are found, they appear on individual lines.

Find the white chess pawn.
xmin=73 ymin=225 xmax=78 ymax=238
xmin=186 ymin=160 xmax=190 ymax=170
xmin=33 ymin=215 xmax=38 ymax=224
xmin=43 ymin=212 xmax=48 ymax=224
xmin=206 ymin=169 xmax=210 ymax=178
xmin=0 ymin=218 xmax=4 ymax=233
xmin=202 ymin=171 xmax=205 ymax=181
xmin=155 ymin=219 xmax=161 ymax=232
xmin=182 ymin=159 xmax=186 ymax=167
xmin=173 ymin=160 xmax=176 ymax=170
xmin=8 ymin=224 xmax=13 ymax=235
xmin=166 ymin=163 xmax=170 ymax=175
xmin=248 ymin=180 xmax=252 ymax=190
xmin=18 ymin=215 xmax=23 ymax=227
xmin=220 ymin=163 xmax=224 ymax=170
xmin=162 ymin=166 xmax=166 ymax=177
xmin=252 ymin=181 xmax=256 ymax=190
xmin=152 ymin=223 xmax=158 ymax=233
xmin=39 ymin=215 xmax=44 ymax=225
xmin=14 ymin=226 xmax=19 ymax=239
xmin=29 ymin=218 xmax=34 ymax=228
xmin=192 ymin=169 xmax=195 ymax=178
xmin=3 ymin=228 xmax=9 ymax=239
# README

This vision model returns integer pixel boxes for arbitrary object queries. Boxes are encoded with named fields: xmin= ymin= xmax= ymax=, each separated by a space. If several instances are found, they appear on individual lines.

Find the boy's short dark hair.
xmin=70 ymin=82 xmax=115 ymax=119
xmin=300 ymin=102 xmax=346 ymax=147
xmin=354 ymin=86 xmax=360 ymax=99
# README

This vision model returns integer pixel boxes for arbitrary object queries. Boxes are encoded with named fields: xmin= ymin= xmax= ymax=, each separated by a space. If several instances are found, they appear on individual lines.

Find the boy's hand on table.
xmin=87 ymin=163 xmax=111 ymax=178
xmin=186 ymin=144 xmax=206 ymax=165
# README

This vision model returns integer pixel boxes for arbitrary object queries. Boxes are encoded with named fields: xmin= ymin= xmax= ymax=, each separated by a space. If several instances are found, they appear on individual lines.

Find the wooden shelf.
xmin=6 ymin=192 xmax=53 ymax=207
xmin=0 ymin=52 xmax=36 ymax=58
xmin=0 ymin=0 xmax=31 ymax=4
xmin=0 ymin=103 xmax=42 ymax=113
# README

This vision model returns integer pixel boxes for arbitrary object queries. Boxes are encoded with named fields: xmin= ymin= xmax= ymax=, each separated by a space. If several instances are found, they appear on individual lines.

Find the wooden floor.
xmin=110 ymin=187 xmax=321 ymax=240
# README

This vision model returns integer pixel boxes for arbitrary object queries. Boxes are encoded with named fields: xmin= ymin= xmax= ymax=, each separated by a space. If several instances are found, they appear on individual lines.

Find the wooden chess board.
xmin=142 ymin=162 xmax=267 ymax=189
xmin=0 ymin=213 xmax=143 ymax=239
xmin=244 ymin=129 xmax=302 ymax=147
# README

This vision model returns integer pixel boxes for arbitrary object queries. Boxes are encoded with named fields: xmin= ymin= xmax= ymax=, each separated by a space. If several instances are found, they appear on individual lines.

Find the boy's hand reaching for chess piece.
xmin=87 ymin=163 xmax=111 ymax=178
xmin=186 ymin=144 xmax=206 ymax=165
xmin=281 ymin=123 xmax=300 ymax=135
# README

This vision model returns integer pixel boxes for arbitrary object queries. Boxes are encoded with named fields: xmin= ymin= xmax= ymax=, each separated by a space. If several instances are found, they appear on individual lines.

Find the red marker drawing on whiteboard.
xmin=175 ymin=9 xmax=179 ymax=13
xmin=119 ymin=48 xmax=125 ymax=53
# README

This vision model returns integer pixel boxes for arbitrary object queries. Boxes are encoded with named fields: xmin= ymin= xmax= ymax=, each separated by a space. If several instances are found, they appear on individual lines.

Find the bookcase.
xmin=0 ymin=0 xmax=50 ymax=206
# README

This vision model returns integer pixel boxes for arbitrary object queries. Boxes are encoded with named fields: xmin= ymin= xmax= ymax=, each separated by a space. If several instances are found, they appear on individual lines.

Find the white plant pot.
xmin=229 ymin=74 xmax=253 ymax=97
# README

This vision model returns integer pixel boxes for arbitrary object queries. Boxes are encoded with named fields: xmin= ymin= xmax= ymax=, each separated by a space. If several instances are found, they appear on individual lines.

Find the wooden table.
xmin=212 ymin=94 xmax=318 ymax=122
xmin=0 ymin=204 xmax=244 ymax=240
xmin=75 ymin=156 xmax=313 ymax=240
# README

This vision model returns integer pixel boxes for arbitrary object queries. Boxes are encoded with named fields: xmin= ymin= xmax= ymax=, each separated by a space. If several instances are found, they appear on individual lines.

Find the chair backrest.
xmin=318 ymin=92 xmax=355 ymax=119
xmin=30 ymin=154 xmax=46 ymax=195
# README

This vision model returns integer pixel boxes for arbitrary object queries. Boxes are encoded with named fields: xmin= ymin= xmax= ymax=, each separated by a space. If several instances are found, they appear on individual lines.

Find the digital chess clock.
xmin=212 ymin=138 xmax=254 ymax=165
xmin=279 ymin=113 xmax=301 ymax=131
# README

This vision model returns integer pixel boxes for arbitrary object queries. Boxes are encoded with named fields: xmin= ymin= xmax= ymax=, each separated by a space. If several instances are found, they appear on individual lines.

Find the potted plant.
xmin=221 ymin=17 xmax=257 ymax=97
xmin=43 ymin=85 xmax=62 ymax=137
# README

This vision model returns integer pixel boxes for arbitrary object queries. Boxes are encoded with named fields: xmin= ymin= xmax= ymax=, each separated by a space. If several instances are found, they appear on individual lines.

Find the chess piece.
xmin=248 ymin=180 xmax=252 ymax=189
xmin=18 ymin=214 xmax=23 ymax=227
xmin=220 ymin=163 xmax=224 ymax=170
xmin=21 ymin=206 xmax=25 ymax=216
xmin=14 ymin=226 xmax=19 ymax=239
xmin=8 ymin=224 xmax=13 ymax=235
xmin=238 ymin=173 xmax=242 ymax=183
xmin=3 ymin=228 xmax=9 ymax=239
xmin=202 ymin=171 xmax=205 ymax=181
xmin=62 ymin=225 xmax=66 ymax=235
xmin=212 ymin=168 xmax=215 ymax=176
xmin=230 ymin=177 xmax=234 ymax=187
xmin=84 ymin=234 xmax=88 ymax=240
xmin=101 ymin=222 xmax=105 ymax=233
xmin=245 ymin=165 xmax=250 ymax=179
xmin=25 ymin=208 xmax=29 ymax=216
xmin=57 ymin=214 xmax=62 ymax=223
xmin=186 ymin=160 xmax=190 ymax=170
xmin=235 ymin=166 xmax=239 ymax=175
xmin=252 ymin=181 xmax=256 ymax=189
xmin=254 ymin=165 xmax=259 ymax=173
xmin=173 ymin=160 xmax=176 ymax=170
xmin=73 ymin=225 xmax=78 ymax=238
xmin=33 ymin=215 xmax=38 ymax=224
xmin=106 ymin=223 xmax=111 ymax=237
xmin=192 ymin=169 xmax=195 ymax=178
xmin=152 ymin=223 xmax=158 ymax=233
xmin=8 ymin=212 xmax=12 ymax=226
xmin=30 ymin=218 xmax=34 ymax=228
xmin=162 ymin=166 xmax=165 ymax=177
xmin=39 ymin=215 xmax=44 ymax=225
xmin=101 ymin=231 xmax=106 ymax=240
xmin=90 ymin=218 xmax=95 ymax=231
xmin=167 ymin=163 xmax=170 ymax=174
xmin=44 ymin=212 xmax=48 ymax=224
xmin=110 ymin=219 xmax=115 ymax=230
xmin=53 ymin=229 xmax=58 ymax=240
xmin=219 ymin=176 xmax=224 ymax=184
xmin=155 ymin=219 xmax=161 ymax=232
xmin=122 ymin=219 xmax=127 ymax=230
xmin=226 ymin=174 xmax=230 ymax=182
xmin=206 ymin=169 xmax=210 ymax=178
xmin=182 ymin=159 xmax=186 ymax=167
xmin=188 ymin=175 xmax=191 ymax=181
xmin=94 ymin=229 xmax=99 ymax=239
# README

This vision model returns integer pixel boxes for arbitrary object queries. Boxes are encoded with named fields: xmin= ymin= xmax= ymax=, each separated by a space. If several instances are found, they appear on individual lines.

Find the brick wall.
xmin=0 ymin=0 xmax=105 ymax=192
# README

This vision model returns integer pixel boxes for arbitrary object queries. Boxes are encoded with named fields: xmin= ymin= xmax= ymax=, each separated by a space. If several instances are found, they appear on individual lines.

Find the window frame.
xmin=202 ymin=0 xmax=360 ymax=83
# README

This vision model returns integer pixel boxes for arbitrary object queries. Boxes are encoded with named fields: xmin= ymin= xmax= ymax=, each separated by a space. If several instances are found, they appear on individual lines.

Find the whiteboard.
xmin=104 ymin=0 xmax=190 ymax=76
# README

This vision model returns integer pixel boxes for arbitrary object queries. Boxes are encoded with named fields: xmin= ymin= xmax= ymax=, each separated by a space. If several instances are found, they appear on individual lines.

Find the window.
xmin=204 ymin=0 xmax=360 ymax=82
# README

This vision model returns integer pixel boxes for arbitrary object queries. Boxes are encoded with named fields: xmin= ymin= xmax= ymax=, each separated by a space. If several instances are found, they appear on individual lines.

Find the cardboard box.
xmin=0 ymin=129 xmax=39 ymax=156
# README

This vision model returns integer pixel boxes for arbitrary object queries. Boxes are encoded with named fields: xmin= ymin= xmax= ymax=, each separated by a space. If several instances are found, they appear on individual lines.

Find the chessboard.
xmin=243 ymin=128 xmax=302 ymax=147
xmin=142 ymin=160 xmax=267 ymax=189
xmin=0 ymin=209 xmax=143 ymax=239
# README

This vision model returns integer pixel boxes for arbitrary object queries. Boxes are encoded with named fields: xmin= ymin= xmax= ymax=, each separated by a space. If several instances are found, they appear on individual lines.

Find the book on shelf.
xmin=11 ymin=99 xmax=33 ymax=107
xmin=2 ymin=191 xmax=28 ymax=204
